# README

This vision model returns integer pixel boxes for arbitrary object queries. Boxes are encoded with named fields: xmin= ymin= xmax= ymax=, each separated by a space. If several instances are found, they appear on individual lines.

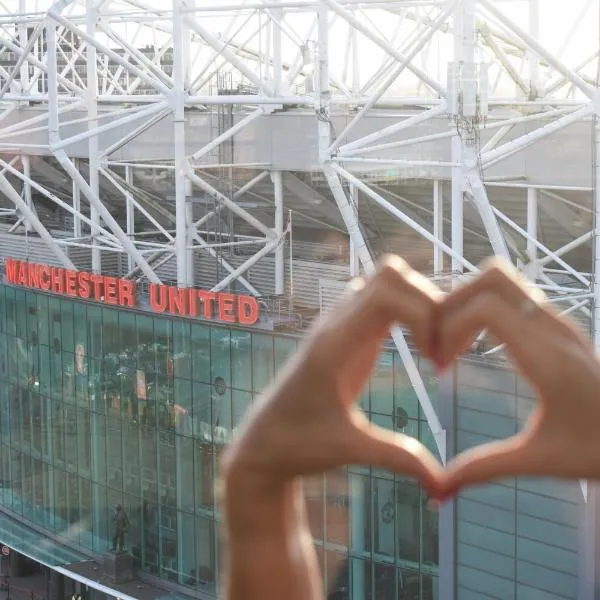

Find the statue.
xmin=111 ymin=504 xmax=129 ymax=552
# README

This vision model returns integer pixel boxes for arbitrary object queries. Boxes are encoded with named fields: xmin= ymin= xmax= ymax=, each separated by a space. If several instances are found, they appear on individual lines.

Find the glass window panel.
xmin=173 ymin=378 xmax=192 ymax=435
xmin=396 ymin=480 xmax=420 ymax=564
xmin=178 ymin=512 xmax=196 ymax=586
xmin=230 ymin=329 xmax=252 ymax=392
xmin=60 ymin=301 xmax=75 ymax=351
xmin=370 ymin=352 xmax=394 ymax=416
xmin=102 ymin=308 xmax=119 ymax=356
xmin=195 ymin=516 xmax=216 ymax=592
xmin=210 ymin=327 xmax=231 ymax=393
xmin=231 ymin=390 xmax=251 ymax=429
xmin=77 ymin=408 xmax=91 ymax=474
xmin=194 ymin=439 xmax=214 ymax=511
xmin=192 ymin=381 xmax=213 ymax=442
xmin=326 ymin=469 xmax=349 ymax=546
xmin=87 ymin=306 xmax=103 ymax=360
xmin=15 ymin=289 xmax=27 ymax=340
xmin=153 ymin=315 xmax=172 ymax=376
xmin=173 ymin=321 xmax=191 ymax=380
xmin=53 ymin=467 xmax=67 ymax=532
xmin=191 ymin=324 xmax=210 ymax=384
xmin=251 ymin=333 xmax=274 ymax=394
xmin=274 ymin=336 xmax=296 ymax=375
xmin=393 ymin=353 xmax=419 ymax=419
xmin=79 ymin=477 xmax=93 ymax=549
xmin=5 ymin=287 xmax=15 ymax=337
xmin=374 ymin=476 xmax=395 ymax=558
xmin=36 ymin=294 xmax=49 ymax=347
xmin=305 ymin=474 xmax=324 ymax=541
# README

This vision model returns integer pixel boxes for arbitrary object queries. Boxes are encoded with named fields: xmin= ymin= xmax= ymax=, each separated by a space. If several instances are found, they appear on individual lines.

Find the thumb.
xmin=350 ymin=421 xmax=445 ymax=498
xmin=443 ymin=435 xmax=541 ymax=494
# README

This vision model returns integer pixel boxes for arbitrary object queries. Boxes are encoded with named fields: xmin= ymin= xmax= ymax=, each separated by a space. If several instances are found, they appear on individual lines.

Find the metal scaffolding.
xmin=0 ymin=0 xmax=597 ymax=468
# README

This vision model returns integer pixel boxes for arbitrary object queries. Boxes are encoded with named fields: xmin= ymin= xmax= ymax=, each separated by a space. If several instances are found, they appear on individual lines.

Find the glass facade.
xmin=0 ymin=284 xmax=439 ymax=599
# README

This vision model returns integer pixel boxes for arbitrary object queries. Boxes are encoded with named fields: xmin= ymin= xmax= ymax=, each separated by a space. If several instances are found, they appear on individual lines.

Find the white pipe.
xmin=527 ymin=187 xmax=538 ymax=264
xmin=50 ymin=101 xmax=169 ymax=152
xmin=433 ymin=180 xmax=443 ymax=274
xmin=0 ymin=156 xmax=120 ymax=247
xmin=593 ymin=114 xmax=600 ymax=351
xmin=185 ymin=16 xmax=275 ymax=96
xmin=325 ymin=0 xmax=457 ymax=153
xmin=481 ymin=103 xmax=595 ymax=167
xmin=99 ymin=168 xmax=174 ymax=242
xmin=321 ymin=0 xmax=444 ymax=97
xmin=192 ymin=230 xmax=260 ymax=295
xmin=338 ymin=105 xmax=447 ymax=155
xmin=332 ymin=163 xmax=477 ymax=272
xmin=125 ymin=166 xmax=135 ymax=273
xmin=0 ymin=171 xmax=75 ymax=269
xmin=466 ymin=170 xmax=511 ymax=260
xmin=185 ymin=166 xmax=272 ymax=236
xmin=0 ymin=22 xmax=43 ymax=102
xmin=480 ymin=0 xmax=595 ymax=100
xmin=46 ymin=19 xmax=160 ymax=284
xmin=49 ymin=11 xmax=171 ymax=94
xmin=173 ymin=0 xmax=190 ymax=288
xmin=100 ymin=108 xmax=170 ymax=159
xmin=535 ymin=231 xmax=593 ymax=268
xmin=211 ymin=238 xmax=280 ymax=292
xmin=492 ymin=208 xmax=590 ymax=287
xmin=87 ymin=0 xmax=101 ymax=273
xmin=273 ymin=170 xmax=285 ymax=295
xmin=21 ymin=155 xmax=32 ymax=233
xmin=190 ymin=108 xmax=265 ymax=162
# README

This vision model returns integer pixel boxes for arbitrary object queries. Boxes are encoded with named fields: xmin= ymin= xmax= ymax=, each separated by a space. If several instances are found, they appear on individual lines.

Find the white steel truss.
xmin=0 ymin=0 xmax=597 ymax=466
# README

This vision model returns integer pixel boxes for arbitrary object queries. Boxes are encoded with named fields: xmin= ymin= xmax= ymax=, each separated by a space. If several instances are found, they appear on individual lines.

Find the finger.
xmin=348 ymin=418 xmax=444 ymax=497
xmin=441 ymin=259 xmax=585 ymax=352
xmin=438 ymin=290 xmax=571 ymax=387
xmin=442 ymin=434 xmax=542 ymax=492
xmin=322 ymin=256 xmax=442 ymax=362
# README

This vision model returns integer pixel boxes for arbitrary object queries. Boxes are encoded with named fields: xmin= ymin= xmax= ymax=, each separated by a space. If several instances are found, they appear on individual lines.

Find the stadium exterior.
xmin=0 ymin=1 xmax=595 ymax=600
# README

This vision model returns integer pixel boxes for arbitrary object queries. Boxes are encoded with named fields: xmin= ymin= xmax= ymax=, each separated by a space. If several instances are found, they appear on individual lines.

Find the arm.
xmin=222 ymin=474 xmax=322 ymax=600
xmin=220 ymin=256 xmax=445 ymax=600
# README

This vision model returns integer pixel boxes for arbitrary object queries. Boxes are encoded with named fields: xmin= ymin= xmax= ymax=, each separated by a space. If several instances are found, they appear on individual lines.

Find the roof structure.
xmin=0 ymin=0 xmax=598 ymax=462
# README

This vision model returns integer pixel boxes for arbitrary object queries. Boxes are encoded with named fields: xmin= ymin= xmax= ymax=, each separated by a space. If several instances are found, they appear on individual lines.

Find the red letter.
xmin=38 ymin=266 xmax=51 ymax=291
xmin=238 ymin=295 xmax=260 ymax=326
xmin=50 ymin=268 xmax=64 ymax=293
xmin=27 ymin=263 xmax=40 ymax=289
xmin=218 ymin=293 xmax=236 ymax=323
xmin=168 ymin=287 xmax=187 ymax=316
xmin=78 ymin=272 xmax=91 ymax=299
xmin=17 ymin=262 xmax=27 ymax=286
xmin=5 ymin=259 xmax=18 ymax=284
xmin=197 ymin=291 xmax=215 ymax=320
xmin=188 ymin=289 xmax=199 ymax=317
xmin=89 ymin=275 xmax=104 ymax=301
xmin=65 ymin=270 xmax=77 ymax=297
xmin=104 ymin=276 xmax=118 ymax=305
xmin=150 ymin=284 xmax=167 ymax=313
xmin=118 ymin=280 xmax=136 ymax=308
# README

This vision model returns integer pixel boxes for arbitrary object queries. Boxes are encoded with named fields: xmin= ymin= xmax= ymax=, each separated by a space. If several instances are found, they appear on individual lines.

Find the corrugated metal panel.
xmin=0 ymin=232 xmax=64 ymax=266
xmin=319 ymin=278 xmax=347 ymax=314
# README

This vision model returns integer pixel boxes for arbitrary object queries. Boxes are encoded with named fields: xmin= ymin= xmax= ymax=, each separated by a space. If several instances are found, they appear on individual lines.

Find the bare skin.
xmin=220 ymin=255 xmax=600 ymax=600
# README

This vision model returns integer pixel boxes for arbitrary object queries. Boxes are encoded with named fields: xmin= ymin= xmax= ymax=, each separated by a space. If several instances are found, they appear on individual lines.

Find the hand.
xmin=437 ymin=259 xmax=600 ymax=492
xmin=222 ymin=255 xmax=445 ymax=497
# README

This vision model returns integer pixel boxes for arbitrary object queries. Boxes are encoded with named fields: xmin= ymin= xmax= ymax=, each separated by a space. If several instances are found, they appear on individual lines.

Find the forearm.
xmin=222 ymin=477 xmax=323 ymax=600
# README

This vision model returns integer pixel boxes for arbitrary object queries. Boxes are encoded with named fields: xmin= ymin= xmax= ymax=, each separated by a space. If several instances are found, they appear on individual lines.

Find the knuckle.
xmin=375 ymin=255 xmax=408 ymax=284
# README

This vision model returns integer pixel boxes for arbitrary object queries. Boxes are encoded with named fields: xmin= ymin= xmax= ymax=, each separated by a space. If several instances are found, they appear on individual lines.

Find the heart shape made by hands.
xmin=223 ymin=256 xmax=600 ymax=504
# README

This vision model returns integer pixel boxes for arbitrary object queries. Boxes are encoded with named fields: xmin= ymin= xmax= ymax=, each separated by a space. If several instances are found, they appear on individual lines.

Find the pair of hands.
xmin=222 ymin=255 xmax=600 ymax=501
